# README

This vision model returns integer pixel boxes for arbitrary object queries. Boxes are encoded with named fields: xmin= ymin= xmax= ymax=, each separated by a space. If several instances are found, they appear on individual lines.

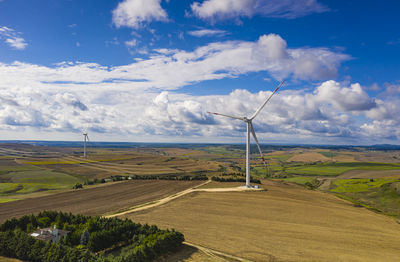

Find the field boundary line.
xmin=183 ymin=241 xmax=253 ymax=262
xmin=105 ymin=180 xmax=211 ymax=218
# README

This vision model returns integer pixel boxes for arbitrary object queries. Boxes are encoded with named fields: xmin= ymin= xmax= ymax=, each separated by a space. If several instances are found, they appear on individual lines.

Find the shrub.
xmin=72 ymin=183 xmax=83 ymax=189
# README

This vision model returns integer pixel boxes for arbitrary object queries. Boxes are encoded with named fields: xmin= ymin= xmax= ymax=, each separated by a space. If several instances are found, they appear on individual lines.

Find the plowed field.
xmin=0 ymin=180 xmax=202 ymax=222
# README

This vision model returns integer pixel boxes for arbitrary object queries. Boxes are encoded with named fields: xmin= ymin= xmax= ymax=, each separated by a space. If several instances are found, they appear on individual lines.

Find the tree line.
xmin=0 ymin=211 xmax=184 ymax=261
xmin=73 ymin=174 xmax=209 ymax=189
xmin=211 ymin=176 xmax=261 ymax=184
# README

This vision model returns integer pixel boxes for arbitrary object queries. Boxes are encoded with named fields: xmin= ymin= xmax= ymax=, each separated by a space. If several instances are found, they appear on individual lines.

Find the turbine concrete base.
xmin=237 ymin=185 xmax=266 ymax=191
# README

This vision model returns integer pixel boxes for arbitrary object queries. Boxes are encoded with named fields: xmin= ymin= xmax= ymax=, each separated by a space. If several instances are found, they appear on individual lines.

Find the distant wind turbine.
xmin=83 ymin=132 xmax=90 ymax=158
xmin=208 ymin=80 xmax=284 ymax=188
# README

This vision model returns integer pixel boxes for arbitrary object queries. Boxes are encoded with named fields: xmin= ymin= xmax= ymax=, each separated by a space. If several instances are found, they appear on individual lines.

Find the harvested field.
xmin=0 ymin=180 xmax=202 ymax=223
xmin=124 ymin=180 xmax=400 ymax=262
xmin=338 ymin=169 xmax=400 ymax=179
xmin=355 ymin=151 xmax=400 ymax=163
xmin=19 ymin=152 xmax=221 ymax=180
xmin=287 ymin=151 xmax=330 ymax=162
xmin=0 ymin=256 xmax=22 ymax=262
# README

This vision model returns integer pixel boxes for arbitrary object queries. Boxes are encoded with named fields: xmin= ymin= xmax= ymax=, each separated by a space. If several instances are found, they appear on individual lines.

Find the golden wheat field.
xmin=124 ymin=180 xmax=400 ymax=262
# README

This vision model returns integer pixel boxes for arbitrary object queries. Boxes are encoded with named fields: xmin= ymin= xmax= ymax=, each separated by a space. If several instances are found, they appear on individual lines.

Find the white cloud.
xmin=112 ymin=0 xmax=168 ymax=29
xmin=0 ymin=34 xmax=348 ymax=91
xmin=0 ymin=26 xmax=28 ymax=50
xmin=191 ymin=0 xmax=328 ymax=21
xmin=314 ymin=80 xmax=376 ymax=111
xmin=382 ymin=82 xmax=400 ymax=96
xmin=2 ymin=33 xmax=386 ymax=143
xmin=5 ymin=37 xmax=27 ymax=50
xmin=0 ymin=73 xmax=398 ymax=143
xmin=188 ymin=29 xmax=228 ymax=37
xmin=125 ymin=38 xmax=137 ymax=47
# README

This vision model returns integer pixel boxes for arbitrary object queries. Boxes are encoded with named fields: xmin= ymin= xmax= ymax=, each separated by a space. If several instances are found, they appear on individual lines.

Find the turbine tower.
xmin=208 ymin=81 xmax=284 ymax=188
xmin=83 ymin=132 xmax=89 ymax=158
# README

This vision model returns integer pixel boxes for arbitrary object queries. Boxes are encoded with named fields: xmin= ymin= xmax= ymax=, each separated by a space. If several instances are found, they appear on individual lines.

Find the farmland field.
xmin=1 ymin=143 xmax=400 ymax=261
xmin=0 ymin=179 xmax=202 ymax=222
xmin=329 ymin=178 xmax=400 ymax=217
xmin=283 ymin=162 xmax=400 ymax=176
xmin=0 ymin=144 xmax=223 ymax=202
xmin=124 ymin=180 xmax=400 ymax=262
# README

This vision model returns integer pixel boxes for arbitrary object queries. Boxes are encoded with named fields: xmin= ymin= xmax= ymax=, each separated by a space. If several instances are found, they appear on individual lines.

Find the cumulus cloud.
xmin=0 ymin=26 xmax=27 ymax=50
xmin=0 ymin=75 xmax=398 ymax=143
xmin=0 ymin=34 xmax=350 ymax=92
xmin=141 ymin=81 xmax=394 ymax=142
xmin=188 ymin=29 xmax=228 ymax=37
xmin=315 ymin=80 xmax=376 ymax=111
xmin=112 ymin=0 xmax=168 ymax=29
xmin=191 ymin=0 xmax=328 ymax=21
xmin=3 ymin=32 xmax=391 ymax=143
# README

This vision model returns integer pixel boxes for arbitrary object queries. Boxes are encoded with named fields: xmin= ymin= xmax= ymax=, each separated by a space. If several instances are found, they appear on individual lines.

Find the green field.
xmin=318 ymin=151 xmax=341 ymax=158
xmin=201 ymin=146 xmax=242 ymax=158
xmin=280 ymin=176 xmax=319 ymax=187
xmin=284 ymin=162 xmax=400 ymax=176
xmin=331 ymin=178 xmax=399 ymax=193
xmin=0 ymin=169 xmax=81 ymax=196
xmin=330 ymin=178 xmax=400 ymax=217
xmin=0 ymin=165 xmax=40 ymax=173
xmin=250 ymin=161 xmax=400 ymax=177
xmin=0 ymin=183 xmax=20 ymax=194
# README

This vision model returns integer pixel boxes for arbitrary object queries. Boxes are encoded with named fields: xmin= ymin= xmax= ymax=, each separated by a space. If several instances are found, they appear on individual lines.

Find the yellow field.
xmin=0 ymin=256 xmax=21 ymax=262
xmin=124 ymin=180 xmax=400 ymax=262
xmin=287 ymin=151 xmax=330 ymax=162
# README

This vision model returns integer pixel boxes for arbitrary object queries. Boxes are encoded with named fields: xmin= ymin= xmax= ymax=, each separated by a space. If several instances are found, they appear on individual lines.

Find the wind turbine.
xmin=208 ymin=80 xmax=284 ymax=188
xmin=83 ymin=132 xmax=89 ymax=158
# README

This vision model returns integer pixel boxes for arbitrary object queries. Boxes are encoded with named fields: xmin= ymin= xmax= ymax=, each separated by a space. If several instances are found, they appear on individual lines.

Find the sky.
xmin=0 ymin=0 xmax=400 ymax=145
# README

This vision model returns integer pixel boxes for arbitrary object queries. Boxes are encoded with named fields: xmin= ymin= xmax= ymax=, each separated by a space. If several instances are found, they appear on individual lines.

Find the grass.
xmin=0 ymin=165 xmax=40 ymax=172
xmin=284 ymin=162 xmax=400 ymax=176
xmin=15 ymin=183 xmax=71 ymax=194
xmin=0 ymin=198 xmax=18 ymax=203
xmin=2 ymin=170 xmax=81 ymax=184
xmin=331 ymin=178 xmax=399 ymax=193
xmin=318 ymin=151 xmax=341 ymax=158
xmin=200 ymin=146 xmax=242 ymax=158
xmin=330 ymin=178 xmax=400 ymax=217
xmin=0 ymin=183 xmax=20 ymax=194
xmin=0 ymin=169 xmax=82 ymax=195
xmin=280 ymin=176 xmax=319 ymax=188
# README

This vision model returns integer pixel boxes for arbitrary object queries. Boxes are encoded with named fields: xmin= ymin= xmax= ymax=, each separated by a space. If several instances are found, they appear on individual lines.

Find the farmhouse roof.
xmin=30 ymin=226 xmax=69 ymax=242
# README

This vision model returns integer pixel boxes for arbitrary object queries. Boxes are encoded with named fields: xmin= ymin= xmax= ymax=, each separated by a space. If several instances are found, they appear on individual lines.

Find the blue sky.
xmin=0 ymin=0 xmax=399 ymax=144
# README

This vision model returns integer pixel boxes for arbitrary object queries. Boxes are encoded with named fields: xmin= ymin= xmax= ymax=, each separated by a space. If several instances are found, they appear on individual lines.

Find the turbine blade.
xmin=86 ymin=135 xmax=90 ymax=142
xmin=250 ymin=80 xmax=284 ymax=120
xmin=249 ymin=122 xmax=266 ymax=167
xmin=207 ymin=112 xmax=245 ymax=121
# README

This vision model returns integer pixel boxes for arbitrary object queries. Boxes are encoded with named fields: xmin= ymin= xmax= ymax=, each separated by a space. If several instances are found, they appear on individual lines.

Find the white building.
xmin=30 ymin=225 xmax=69 ymax=243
